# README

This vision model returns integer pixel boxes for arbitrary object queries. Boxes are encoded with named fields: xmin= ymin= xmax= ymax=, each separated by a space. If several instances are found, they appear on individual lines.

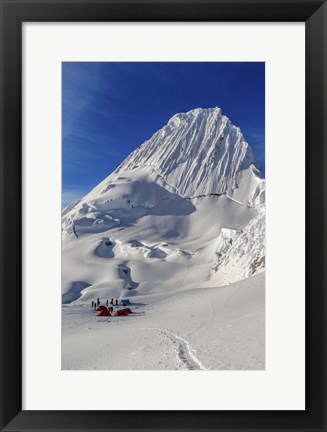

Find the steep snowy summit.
xmin=62 ymin=107 xmax=265 ymax=302
xmin=63 ymin=108 xmax=262 ymax=225
xmin=104 ymin=107 xmax=256 ymax=198
xmin=62 ymin=107 xmax=265 ymax=370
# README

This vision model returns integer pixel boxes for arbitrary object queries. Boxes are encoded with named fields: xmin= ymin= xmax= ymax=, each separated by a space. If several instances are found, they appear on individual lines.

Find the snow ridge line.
xmin=115 ymin=163 xmax=255 ymax=209
xmin=116 ymin=163 xmax=181 ymax=195
xmin=147 ymin=164 xmax=180 ymax=194
xmin=187 ymin=192 xmax=254 ymax=209
xmin=225 ymin=194 xmax=253 ymax=208
xmin=185 ymin=192 xmax=225 ymax=200
xmin=132 ymin=164 xmax=252 ymax=208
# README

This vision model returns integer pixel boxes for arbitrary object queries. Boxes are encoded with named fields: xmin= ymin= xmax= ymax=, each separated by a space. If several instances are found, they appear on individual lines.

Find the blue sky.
xmin=62 ymin=62 xmax=265 ymax=207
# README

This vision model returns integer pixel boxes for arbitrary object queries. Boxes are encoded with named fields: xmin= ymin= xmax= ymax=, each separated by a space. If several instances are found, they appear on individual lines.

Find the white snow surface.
xmin=62 ymin=273 xmax=264 ymax=370
xmin=115 ymin=107 xmax=256 ymax=198
xmin=211 ymin=207 xmax=266 ymax=285
xmin=62 ymin=107 xmax=265 ymax=370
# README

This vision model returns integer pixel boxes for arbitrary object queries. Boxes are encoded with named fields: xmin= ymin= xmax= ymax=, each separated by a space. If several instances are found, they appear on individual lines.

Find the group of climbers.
xmin=91 ymin=298 xmax=119 ymax=310
xmin=91 ymin=298 xmax=132 ymax=317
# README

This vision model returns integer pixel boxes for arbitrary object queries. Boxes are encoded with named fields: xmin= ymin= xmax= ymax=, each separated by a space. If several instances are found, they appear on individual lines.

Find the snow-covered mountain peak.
xmin=62 ymin=107 xmax=264 ymax=243
xmin=167 ymin=107 xmax=221 ymax=124
xmin=112 ymin=107 xmax=257 ymax=198
xmin=62 ymin=106 xmax=265 ymax=332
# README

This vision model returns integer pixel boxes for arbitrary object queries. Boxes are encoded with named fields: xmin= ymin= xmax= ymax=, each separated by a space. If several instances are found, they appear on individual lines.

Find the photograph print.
xmin=62 ymin=62 xmax=265 ymax=370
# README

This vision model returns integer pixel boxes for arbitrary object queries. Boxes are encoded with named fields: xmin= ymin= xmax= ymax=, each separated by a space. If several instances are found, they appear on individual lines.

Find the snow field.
xmin=62 ymin=107 xmax=265 ymax=370
xmin=62 ymin=273 xmax=264 ymax=370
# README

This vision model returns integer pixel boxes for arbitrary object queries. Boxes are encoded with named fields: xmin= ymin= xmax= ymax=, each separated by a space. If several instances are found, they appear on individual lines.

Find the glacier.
xmin=62 ymin=107 xmax=265 ymax=370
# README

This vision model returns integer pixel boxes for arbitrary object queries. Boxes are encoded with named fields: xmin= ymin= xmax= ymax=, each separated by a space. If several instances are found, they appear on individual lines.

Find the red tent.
xmin=97 ymin=309 xmax=111 ymax=317
xmin=114 ymin=308 xmax=132 ymax=316
xmin=96 ymin=305 xmax=107 ymax=311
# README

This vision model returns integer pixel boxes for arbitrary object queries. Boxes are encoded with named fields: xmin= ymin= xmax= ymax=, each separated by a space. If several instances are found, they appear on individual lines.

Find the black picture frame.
xmin=0 ymin=0 xmax=326 ymax=431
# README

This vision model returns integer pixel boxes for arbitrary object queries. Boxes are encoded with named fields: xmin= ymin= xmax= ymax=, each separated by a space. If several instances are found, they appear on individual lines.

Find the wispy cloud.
xmin=62 ymin=188 xmax=87 ymax=209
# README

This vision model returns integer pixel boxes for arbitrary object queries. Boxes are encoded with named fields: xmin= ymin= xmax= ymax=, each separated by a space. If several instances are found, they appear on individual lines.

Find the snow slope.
xmin=62 ymin=272 xmax=264 ymax=370
xmin=115 ymin=107 xmax=256 ymax=198
xmin=62 ymin=107 xmax=265 ymax=370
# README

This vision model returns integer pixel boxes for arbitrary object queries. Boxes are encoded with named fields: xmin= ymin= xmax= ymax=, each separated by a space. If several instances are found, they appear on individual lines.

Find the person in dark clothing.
xmin=94 ymin=303 xmax=97 ymax=310
xmin=110 ymin=298 xmax=114 ymax=305
xmin=97 ymin=298 xmax=100 ymax=306
xmin=106 ymin=299 xmax=109 ymax=307
xmin=115 ymin=298 xmax=118 ymax=306
xmin=91 ymin=301 xmax=94 ymax=308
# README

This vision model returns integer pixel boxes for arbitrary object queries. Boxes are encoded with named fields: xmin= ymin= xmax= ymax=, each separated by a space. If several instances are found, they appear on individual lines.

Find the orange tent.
xmin=97 ymin=309 xmax=111 ymax=317
xmin=114 ymin=308 xmax=132 ymax=316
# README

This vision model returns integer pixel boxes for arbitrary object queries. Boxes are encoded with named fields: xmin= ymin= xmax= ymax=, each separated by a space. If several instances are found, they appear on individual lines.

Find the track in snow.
xmin=138 ymin=327 xmax=207 ymax=370
xmin=162 ymin=330 xmax=207 ymax=371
